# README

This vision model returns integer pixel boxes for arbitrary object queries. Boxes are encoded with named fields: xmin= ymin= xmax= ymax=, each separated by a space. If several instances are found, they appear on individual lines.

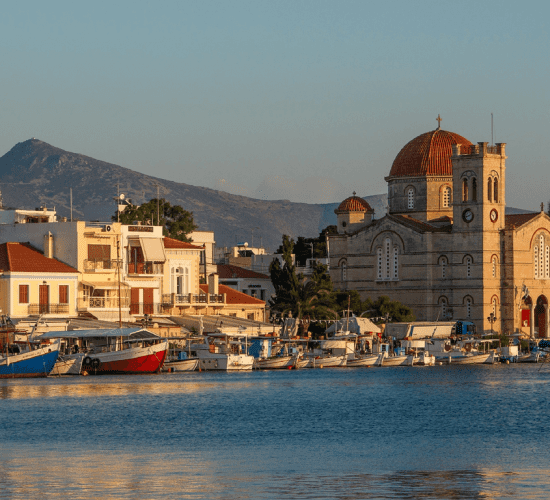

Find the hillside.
xmin=0 ymin=139 xmax=387 ymax=250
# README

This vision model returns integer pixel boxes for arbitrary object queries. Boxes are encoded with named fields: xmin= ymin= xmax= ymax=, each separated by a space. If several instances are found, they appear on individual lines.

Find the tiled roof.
xmin=163 ymin=237 xmax=204 ymax=249
xmin=388 ymin=129 xmax=472 ymax=178
xmin=217 ymin=264 xmax=270 ymax=280
xmin=200 ymin=284 xmax=265 ymax=305
xmin=0 ymin=242 xmax=79 ymax=273
xmin=389 ymin=214 xmax=453 ymax=233
xmin=335 ymin=196 xmax=373 ymax=213
xmin=504 ymin=213 xmax=540 ymax=229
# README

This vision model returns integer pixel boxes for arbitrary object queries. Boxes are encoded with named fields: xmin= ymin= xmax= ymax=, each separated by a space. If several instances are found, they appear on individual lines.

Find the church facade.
xmin=327 ymin=124 xmax=550 ymax=337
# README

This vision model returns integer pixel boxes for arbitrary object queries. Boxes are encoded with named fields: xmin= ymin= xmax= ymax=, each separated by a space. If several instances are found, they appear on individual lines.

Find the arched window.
xmin=377 ymin=247 xmax=383 ymax=280
xmin=492 ymin=297 xmax=498 ymax=317
xmin=407 ymin=188 xmax=414 ymax=209
xmin=466 ymin=297 xmax=472 ymax=318
xmin=462 ymin=179 xmax=469 ymax=202
xmin=535 ymin=234 xmax=550 ymax=280
xmin=535 ymin=245 xmax=539 ymax=278
xmin=465 ymin=256 xmax=472 ymax=278
xmin=171 ymin=266 xmax=189 ymax=296
xmin=341 ymin=262 xmax=347 ymax=282
xmin=440 ymin=257 xmax=448 ymax=279
xmin=488 ymin=177 xmax=493 ymax=202
xmin=385 ymin=238 xmax=391 ymax=278
xmin=493 ymin=178 xmax=498 ymax=203
xmin=492 ymin=256 xmax=497 ymax=278
xmin=393 ymin=246 xmax=399 ymax=279
xmin=377 ymin=237 xmax=399 ymax=281
xmin=472 ymin=178 xmax=477 ymax=201
xmin=540 ymin=234 xmax=545 ymax=279
xmin=442 ymin=187 xmax=451 ymax=208
xmin=440 ymin=297 xmax=448 ymax=319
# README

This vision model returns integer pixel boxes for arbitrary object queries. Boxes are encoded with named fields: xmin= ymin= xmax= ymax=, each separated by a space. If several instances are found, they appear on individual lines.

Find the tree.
xmin=113 ymin=198 xmax=197 ymax=242
xmin=363 ymin=295 xmax=416 ymax=323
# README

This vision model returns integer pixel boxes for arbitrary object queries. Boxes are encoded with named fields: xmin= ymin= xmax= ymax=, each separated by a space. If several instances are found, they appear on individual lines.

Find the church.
xmin=327 ymin=118 xmax=550 ymax=337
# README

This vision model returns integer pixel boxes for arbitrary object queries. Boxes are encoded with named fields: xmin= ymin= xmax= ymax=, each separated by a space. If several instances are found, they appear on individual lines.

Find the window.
xmin=385 ymin=238 xmax=391 ymax=278
xmin=19 ymin=285 xmax=29 ymax=304
xmin=492 ymin=297 xmax=498 ymax=317
xmin=465 ymin=256 xmax=472 ymax=278
xmin=535 ymin=234 xmax=549 ymax=279
xmin=442 ymin=187 xmax=451 ymax=208
xmin=440 ymin=297 xmax=448 ymax=319
xmin=492 ymin=256 xmax=497 ymax=278
xmin=88 ymin=244 xmax=111 ymax=266
xmin=493 ymin=178 xmax=498 ymax=203
xmin=466 ymin=297 xmax=472 ymax=318
xmin=407 ymin=188 xmax=414 ymax=209
xmin=440 ymin=257 xmax=447 ymax=279
xmin=472 ymin=178 xmax=477 ymax=201
xmin=462 ymin=179 xmax=469 ymax=202
xmin=171 ymin=267 xmax=189 ymax=295
xmin=341 ymin=262 xmax=347 ymax=282
xmin=59 ymin=285 xmax=69 ymax=304
xmin=488 ymin=178 xmax=493 ymax=202
xmin=377 ymin=238 xmax=399 ymax=281
xmin=377 ymin=248 xmax=383 ymax=280
xmin=393 ymin=246 xmax=399 ymax=279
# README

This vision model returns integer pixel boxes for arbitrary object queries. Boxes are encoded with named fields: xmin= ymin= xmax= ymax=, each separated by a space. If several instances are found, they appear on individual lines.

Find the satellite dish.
xmin=119 ymin=194 xmax=125 ymax=200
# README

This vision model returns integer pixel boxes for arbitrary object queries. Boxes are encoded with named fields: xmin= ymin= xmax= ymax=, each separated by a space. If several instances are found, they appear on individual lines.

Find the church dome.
xmin=388 ymin=128 xmax=472 ymax=178
xmin=335 ymin=194 xmax=372 ymax=213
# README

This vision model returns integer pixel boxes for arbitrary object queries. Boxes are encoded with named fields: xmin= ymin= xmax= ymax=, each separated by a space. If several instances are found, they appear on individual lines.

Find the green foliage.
xmin=363 ymin=295 xmax=416 ymax=323
xmin=274 ymin=226 xmax=338 ymax=265
xmin=114 ymin=198 xmax=197 ymax=242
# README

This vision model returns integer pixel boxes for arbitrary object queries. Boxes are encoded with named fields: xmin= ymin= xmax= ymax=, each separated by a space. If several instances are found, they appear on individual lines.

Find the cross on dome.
xmin=436 ymin=114 xmax=442 ymax=129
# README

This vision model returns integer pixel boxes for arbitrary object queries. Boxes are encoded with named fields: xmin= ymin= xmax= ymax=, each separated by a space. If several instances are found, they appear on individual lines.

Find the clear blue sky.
xmin=1 ymin=0 xmax=548 ymax=209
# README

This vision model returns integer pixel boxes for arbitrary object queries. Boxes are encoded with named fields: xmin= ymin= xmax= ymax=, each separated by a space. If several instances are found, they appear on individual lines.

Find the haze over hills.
xmin=0 ymin=139 xmax=387 ymax=251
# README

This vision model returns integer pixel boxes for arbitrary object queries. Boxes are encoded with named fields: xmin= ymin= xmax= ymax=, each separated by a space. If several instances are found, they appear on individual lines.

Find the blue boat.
xmin=0 ymin=340 xmax=60 ymax=378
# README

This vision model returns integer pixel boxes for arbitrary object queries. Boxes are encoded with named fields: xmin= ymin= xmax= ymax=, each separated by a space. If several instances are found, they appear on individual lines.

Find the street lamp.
xmin=487 ymin=312 xmax=497 ymax=335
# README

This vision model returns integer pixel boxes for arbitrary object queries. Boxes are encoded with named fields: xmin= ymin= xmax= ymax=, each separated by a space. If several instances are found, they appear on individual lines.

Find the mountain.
xmin=0 ymin=139 xmax=387 ymax=251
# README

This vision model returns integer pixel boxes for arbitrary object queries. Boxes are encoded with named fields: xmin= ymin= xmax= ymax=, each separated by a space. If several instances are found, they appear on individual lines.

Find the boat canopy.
xmin=39 ymin=328 xmax=160 ymax=340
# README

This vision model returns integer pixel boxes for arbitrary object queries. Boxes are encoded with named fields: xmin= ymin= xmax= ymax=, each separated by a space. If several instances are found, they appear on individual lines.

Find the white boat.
xmin=51 ymin=353 xmax=84 ymax=375
xmin=517 ymin=352 xmax=540 ymax=363
xmin=378 ymin=354 xmax=413 ymax=366
xmin=346 ymin=354 xmax=383 ymax=367
xmin=303 ymin=355 xmax=347 ymax=368
xmin=294 ymin=357 xmax=310 ymax=369
xmin=163 ymin=358 xmax=199 ymax=372
xmin=195 ymin=333 xmax=254 ymax=371
xmin=411 ymin=351 xmax=435 ymax=366
xmin=255 ymin=355 xmax=295 ymax=369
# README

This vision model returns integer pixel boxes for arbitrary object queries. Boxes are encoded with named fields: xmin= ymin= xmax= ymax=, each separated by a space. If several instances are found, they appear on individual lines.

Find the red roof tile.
xmin=335 ymin=196 xmax=373 ymax=213
xmin=163 ymin=237 xmax=204 ymax=249
xmin=217 ymin=264 xmax=270 ymax=280
xmin=200 ymin=284 xmax=265 ymax=305
xmin=0 ymin=242 xmax=79 ymax=273
xmin=389 ymin=129 xmax=472 ymax=178
xmin=504 ymin=213 xmax=540 ymax=229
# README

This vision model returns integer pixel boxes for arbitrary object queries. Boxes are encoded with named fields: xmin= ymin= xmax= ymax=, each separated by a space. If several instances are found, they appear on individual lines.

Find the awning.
xmin=140 ymin=237 xmax=166 ymax=262
xmin=81 ymin=281 xmax=130 ymax=289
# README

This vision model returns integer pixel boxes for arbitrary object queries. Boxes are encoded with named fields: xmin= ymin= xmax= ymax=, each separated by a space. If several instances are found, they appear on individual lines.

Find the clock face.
xmin=462 ymin=209 xmax=474 ymax=223
xmin=490 ymin=209 xmax=498 ymax=222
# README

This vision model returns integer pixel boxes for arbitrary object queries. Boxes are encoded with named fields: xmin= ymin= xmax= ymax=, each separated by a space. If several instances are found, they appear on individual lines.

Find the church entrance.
xmin=535 ymin=295 xmax=548 ymax=338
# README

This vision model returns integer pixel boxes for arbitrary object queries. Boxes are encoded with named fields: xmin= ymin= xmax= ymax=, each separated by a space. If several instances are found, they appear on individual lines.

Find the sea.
xmin=1 ymin=365 xmax=550 ymax=500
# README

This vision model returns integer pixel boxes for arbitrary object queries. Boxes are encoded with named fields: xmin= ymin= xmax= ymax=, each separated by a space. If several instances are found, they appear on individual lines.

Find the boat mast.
xmin=117 ymin=235 xmax=122 ymax=328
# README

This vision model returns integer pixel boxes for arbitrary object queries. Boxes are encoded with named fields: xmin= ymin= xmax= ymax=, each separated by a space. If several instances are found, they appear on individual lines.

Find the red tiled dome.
xmin=388 ymin=129 xmax=472 ymax=178
xmin=336 ymin=195 xmax=372 ymax=213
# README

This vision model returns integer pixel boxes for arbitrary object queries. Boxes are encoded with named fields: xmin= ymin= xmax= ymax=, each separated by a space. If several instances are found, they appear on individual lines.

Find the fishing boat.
xmin=194 ymin=333 xmax=254 ymax=371
xmin=51 ymin=352 xmax=84 ymax=375
xmin=0 ymin=339 xmax=60 ymax=378
xmin=255 ymin=355 xmax=295 ymax=369
xmin=40 ymin=328 xmax=167 ymax=375
xmin=346 ymin=353 xmax=383 ymax=367
xmin=377 ymin=354 xmax=413 ymax=366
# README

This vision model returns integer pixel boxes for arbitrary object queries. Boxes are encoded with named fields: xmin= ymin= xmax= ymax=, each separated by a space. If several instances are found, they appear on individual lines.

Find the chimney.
xmin=208 ymin=273 xmax=219 ymax=295
xmin=44 ymin=232 xmax=54 ymax=258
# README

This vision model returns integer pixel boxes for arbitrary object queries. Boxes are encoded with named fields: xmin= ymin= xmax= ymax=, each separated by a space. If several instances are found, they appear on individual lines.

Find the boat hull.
xmin=82 ymin=341 xmax=168 ymax=375
xmin=437 ymin=352 xmax=496 ymax=365
xmin=198 ymin=353 xmax=254 ymax=371
xmin=0 ymin=342 xmax=60 ymax=378
xmin=378 ymin=355 xmax=413 ymax=366
xmin=346 ymin=355 xmax=381 ymax=367
xmin=304 ymin=356 xmax=347 ymax=368
xmin=163 ymin=358 xmax=199 ymax=372
xmin=52 ymin=353 xmax=84 ymax=375
xmin=255 ymin=356 xmax=295 ymax=369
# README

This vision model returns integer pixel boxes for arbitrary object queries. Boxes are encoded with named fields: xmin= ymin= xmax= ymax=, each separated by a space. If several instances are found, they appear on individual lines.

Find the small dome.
xmin=388 ymin=128 xmax=472 ymax=178
xmin=335 ymin=194 xmax=372 ymax=213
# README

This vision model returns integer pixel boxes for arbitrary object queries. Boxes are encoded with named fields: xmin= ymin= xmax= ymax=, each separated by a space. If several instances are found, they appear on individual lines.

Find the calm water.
xmin=1 ymin=365 xmax=550 ymax=499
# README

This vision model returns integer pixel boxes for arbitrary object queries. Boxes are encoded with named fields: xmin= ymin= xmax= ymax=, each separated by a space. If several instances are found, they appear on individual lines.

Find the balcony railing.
xmin=127 ymin=262 xmax=164 ymax=275
xmin=161 ymin=293 xmax=226 ymax=306
xmin=83 ymin=259 xmax=122 ymax=272
xmin=28 ymin=303 xmax=69 ymax=315
xmin=79 ymin=297 xmax=130 ymax=309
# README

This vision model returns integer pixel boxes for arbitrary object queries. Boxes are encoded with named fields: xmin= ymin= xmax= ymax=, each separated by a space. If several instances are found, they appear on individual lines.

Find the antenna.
xmin=491 ymin=113 xmax=494 ymax=145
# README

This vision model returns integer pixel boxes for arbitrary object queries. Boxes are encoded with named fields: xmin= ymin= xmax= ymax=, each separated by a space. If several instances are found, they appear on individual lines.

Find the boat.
xmin=0 ymin=338 xmax=60 ymax=378
xmin=346 ymin=353 xmax=383 ymax=367
xmin=39 ymin=328 xmax=168 ymax=375
xmin=163 ymin=357 xmax=199 ymax=372
xmin=51 ymin=352 xmax=84 ymax=375
xmin=303 ymin=354 xmax=347 ymax=368
xmin=411 ymin=351 xmax=436 ymax=366
xmin=255 ymin=355 xmax=295 ymax=369
xmin=377 ymin=354 xmax=413 ymax=366
xmin=442 ymin=351 xmax=497 ymax=364
xmin=294 ymin=357 xmax=310 ymax=369
xmin=194 ymin=333 xmax=254 ymax=371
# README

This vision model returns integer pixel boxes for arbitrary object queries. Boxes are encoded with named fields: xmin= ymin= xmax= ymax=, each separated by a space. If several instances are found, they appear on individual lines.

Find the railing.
xmin=83 ymin=259 xmax=122 ymax=272
xmin=457 ymin=144 xmax=502 ymax=156
xmin=161 ymin=293 xmax=225 ymax=306
xmin=28 ymin=303 xmax=69 ymax=315
xmin=127 ymin=262 xmax=164 ymax=275
xmin=79 ymin=297 xmax=130 ymax=309
xmin=209 ymin=294 xmax=224 ymax=303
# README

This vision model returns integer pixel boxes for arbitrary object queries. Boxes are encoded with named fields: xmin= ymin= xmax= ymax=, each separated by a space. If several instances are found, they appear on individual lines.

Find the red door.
xmin=130 ymin=288 xmax=140 ymax=315
xmin=143 ymin=288 xmax=154 ymax=315
xmin=39 ymin=285 xmax=49 ymax=314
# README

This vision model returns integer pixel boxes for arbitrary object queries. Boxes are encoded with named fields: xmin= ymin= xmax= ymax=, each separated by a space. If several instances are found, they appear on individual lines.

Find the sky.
xmin=1 ymin=0 xmax=549 ymax=209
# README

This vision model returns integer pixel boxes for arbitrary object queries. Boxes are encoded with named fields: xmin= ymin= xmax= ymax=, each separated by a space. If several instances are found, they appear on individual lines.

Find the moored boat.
xmin=194 ymin=333 xmax=254 ymax=371
xmin=163 ymin=358 xmax=199 ymax=372
xmin=346 ymin=353 xmax=383 ymax=367
xmin=0 ymin=340 xmax=60 ymax=378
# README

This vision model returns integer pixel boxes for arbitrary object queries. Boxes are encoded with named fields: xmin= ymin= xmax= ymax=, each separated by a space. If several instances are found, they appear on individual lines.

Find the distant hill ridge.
xmin=0 ymin=139 xmax=532 ymax=250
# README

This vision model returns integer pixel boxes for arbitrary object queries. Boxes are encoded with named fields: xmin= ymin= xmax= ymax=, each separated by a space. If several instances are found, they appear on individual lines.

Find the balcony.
xmin=161 ymin=293 xmax=225 ymax=306
xmin=28 ymin=303 xmax=69 ymax=315
xmin=127 ymin=262 xmax=164 ymax=275
xmin=78 ymin=297 xmax=130 ymax=310
xmin=84 ymin=259 xmax=122 ymax=272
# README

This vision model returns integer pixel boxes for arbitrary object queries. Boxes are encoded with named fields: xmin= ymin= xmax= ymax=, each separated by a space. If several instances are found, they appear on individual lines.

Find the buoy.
xmin=288 ymin=365 xmax=293 ymax=370
xmin=438 ymin=362 xmax=443 ymax=366
xmin=506 ymin=360 xmax=510 ymax=364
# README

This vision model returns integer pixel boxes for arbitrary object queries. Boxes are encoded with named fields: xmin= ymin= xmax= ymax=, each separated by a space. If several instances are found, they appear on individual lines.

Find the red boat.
xmin=40 ymin=327 xmax=167 ymax=375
